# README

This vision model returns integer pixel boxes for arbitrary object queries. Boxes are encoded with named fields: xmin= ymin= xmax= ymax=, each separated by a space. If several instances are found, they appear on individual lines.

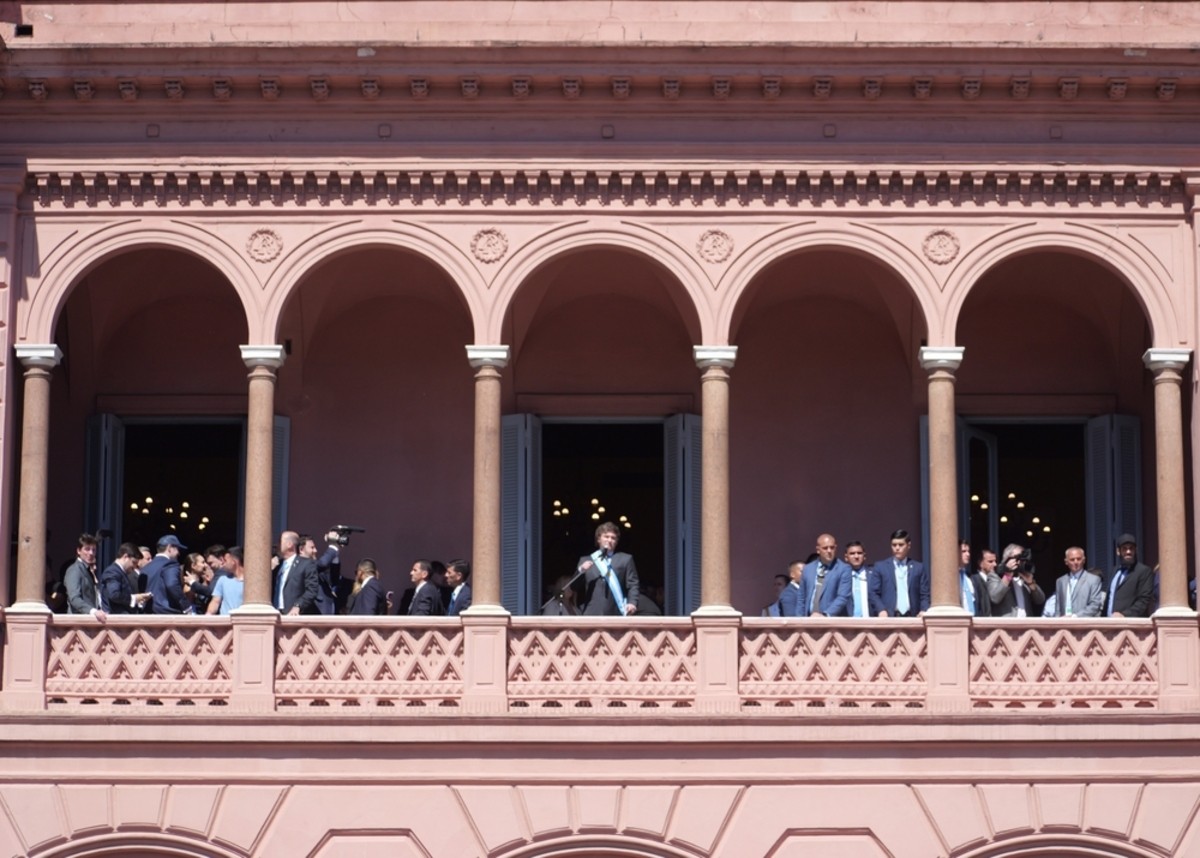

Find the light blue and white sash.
xmin=592 ymin=550 xmax=628 ymax=614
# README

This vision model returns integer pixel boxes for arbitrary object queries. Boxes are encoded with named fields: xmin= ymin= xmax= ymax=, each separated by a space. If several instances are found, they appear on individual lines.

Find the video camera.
xmin=1015 ymin=547 xmax=1034 ymax=576
xmin=332 ymin=524 xmax=366 ymax=547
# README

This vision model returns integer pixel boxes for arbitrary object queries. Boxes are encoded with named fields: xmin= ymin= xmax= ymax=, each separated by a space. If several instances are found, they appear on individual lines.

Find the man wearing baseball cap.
xmin=1103 ymin=533 xmax=1155 ymax=618
xmin=143 ymin=534 xmax=188 ymax=614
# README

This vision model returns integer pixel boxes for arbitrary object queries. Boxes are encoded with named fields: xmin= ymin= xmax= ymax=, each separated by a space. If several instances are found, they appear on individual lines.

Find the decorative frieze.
xmin=24 ymin=167 xmax=1185 ymax=210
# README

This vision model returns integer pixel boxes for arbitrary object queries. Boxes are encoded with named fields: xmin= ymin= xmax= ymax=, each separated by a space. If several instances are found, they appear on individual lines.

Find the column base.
xmin=924 ymin=605 xmax=972 ymax=618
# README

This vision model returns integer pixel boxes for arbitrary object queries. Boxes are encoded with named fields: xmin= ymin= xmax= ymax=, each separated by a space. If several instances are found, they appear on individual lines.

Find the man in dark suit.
xmin=64 ymin=533 xmax=107 ymax=619
xmin=574 ymin=521 xmax=640 ymax=615
xmin=144 ymin=534 xmax=187 ymax=614
xmin=792 ymin=533 xmax=852 ymax=617
xmin=1104 ymin=533 xmax=1155 ymax=618
xmin=346 ymin=558 xmax=388 ymax=615
xmin=445 ymin=559 xmax=473 ymax=616
xmin=299 ymin=532 xmax=341 ymax=615
xmin=275 ymin=530 xmax=320 ymax=615
xmin=100 ymin=542 xmax=152 ymax=613
xmin=405 ymin=560 xmax=445 ymax=615
xmin=845 ymin=541 xmax=884 ymax=617
xmin=873 ymin=529 xmax=929 ymax=617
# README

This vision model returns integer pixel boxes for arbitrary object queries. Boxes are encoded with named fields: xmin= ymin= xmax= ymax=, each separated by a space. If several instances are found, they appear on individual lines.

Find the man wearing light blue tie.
xmin=575 ymin=521 xmax=640 ymax=616
xmin=874 ymin=529 xmax=930 ymax=617
xmin=845 ymin=541 xmax=884 ymax=617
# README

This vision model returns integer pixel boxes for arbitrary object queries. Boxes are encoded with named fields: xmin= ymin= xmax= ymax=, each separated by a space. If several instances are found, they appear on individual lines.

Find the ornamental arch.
xmin=271 ymin=243 xmax=476 ymax=598
xmin=18 ymin=221 xmax=260 ymax=345
xmin=260 ymin=223 xmax=486 ymax=344
xmin=725 ymin=242 xmax=930 ymax=612
xmin=496 ymin=835 xmax=705 ymax=858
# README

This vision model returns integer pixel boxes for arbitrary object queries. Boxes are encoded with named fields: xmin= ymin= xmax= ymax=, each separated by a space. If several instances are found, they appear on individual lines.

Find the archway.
xmin=728 ymin=247 xmax=928 ymax=613
xmin=273 ymin=245 xmax=475 ymax=605
xmin=953 ymin=249 xmax=1171 ymax=591
xmin=501 ymin=246 xmax=703 ymax=614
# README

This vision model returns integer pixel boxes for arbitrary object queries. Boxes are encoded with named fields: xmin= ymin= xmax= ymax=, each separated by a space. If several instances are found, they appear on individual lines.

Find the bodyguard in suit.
xmin=1103 ymin=533 xmax=1155 ymax=618
xmin=64 ymin=533 xmax=107 ymax=619
xmin=845 ymin=541 xmax=884 ymax=617
xmin=1055 ymin=546 xmax=1104 ymax=618
xmin=405 ymin=559 xmax=446 ymax=616
xmin=794 ymin=533 xmax=853 ymax=618
xmin=303 ymin=531 xmax=342 ymax=615
xmin=959 ymin=541 xmax=991 ymax=617
xmin=346 ymin=558 xmax=389 ymax=616
xmin=873 ymin=529 xmax=929 ymax=617
xmin=144 ymin=534 xmax=188 ymax=614
xmin=275 ymin=530 xmax=320 ymax=615
xmin=445 ymin=559 xmax=473 ymax=616
xmin=574 ymin=521 xmax=640 ymax=616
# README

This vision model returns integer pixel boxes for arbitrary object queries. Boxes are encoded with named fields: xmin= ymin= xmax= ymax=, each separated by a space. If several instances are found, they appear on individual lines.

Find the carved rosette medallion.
xmin=471 ymin=228 xmax=509 ymax=263
xmin=922 ymin=228 xmax=960 ymax=265
xmin=697 ymin=229 xmax=734 ymax=264
xmin=246 ymin=228 xmax=283 ymax=263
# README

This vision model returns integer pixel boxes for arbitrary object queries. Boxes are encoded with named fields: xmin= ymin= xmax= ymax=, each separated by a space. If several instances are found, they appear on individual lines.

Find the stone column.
xmin=465 ymin=345 xmax=509 ymax=613
xmin=919 ymin=346 xmax=966 ymax=614
xmin=12 ymin=345 xmax=61 ymax=609
xmin=239 ymin=345 xmax=285 ymax=609
xmin=693 ymin=346 xmax=738 ymax=614
xmin=1144 ymin=348 xmax=1192 ymax=615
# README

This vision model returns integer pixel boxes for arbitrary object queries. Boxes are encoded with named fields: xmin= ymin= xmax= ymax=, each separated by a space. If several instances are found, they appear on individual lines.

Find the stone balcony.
xmin=2 ymin=612 xmax=1193 ymax=716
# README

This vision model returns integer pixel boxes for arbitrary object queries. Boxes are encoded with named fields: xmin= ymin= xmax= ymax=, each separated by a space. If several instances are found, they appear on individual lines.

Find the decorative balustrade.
xmin=969 ymin=621 xmax=1158 ymax=710
xmin=45 ymin=616 xmax=234 ymax=707
xmin=3 ymin=613 xmax=1193 ymax=714
xmin=739 ymin=620 xmax=927 ymax=710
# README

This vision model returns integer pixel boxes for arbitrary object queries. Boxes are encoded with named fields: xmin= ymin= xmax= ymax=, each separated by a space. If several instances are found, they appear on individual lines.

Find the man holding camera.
xmin=1103 ymin=533 xmax=1155 ymax=618
xmin=986 ymin=543 xmax=1046 ymax=617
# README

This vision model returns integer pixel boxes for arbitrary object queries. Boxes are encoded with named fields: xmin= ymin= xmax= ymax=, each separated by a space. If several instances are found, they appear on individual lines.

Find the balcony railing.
xmin=2 ymin=611 xmax=1195 ymax=715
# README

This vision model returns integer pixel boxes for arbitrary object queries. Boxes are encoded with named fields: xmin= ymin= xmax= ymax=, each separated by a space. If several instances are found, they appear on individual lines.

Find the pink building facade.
xmin=1 ymin=3 xmax=1200 ymax=856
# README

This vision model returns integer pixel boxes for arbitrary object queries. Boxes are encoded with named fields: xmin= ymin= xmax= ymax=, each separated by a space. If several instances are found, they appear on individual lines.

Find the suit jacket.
xmin=794 ymin=559 xmax=853 ymax=617
xmin=958 ymin=567 xmax=992 ymax=617
xmin=447 ymin=582 xmax=473 ymax=616
xmin=99 ymin=561 xmax=137 ymax=613
xmin=347 ymin=576 xmax=388 ymax=616
xmin=64 ymin=559 xmax=102 ymax=615
xmin=849 ymin=566 xmax=886 ymax=617
xmin=407 ymin=581 xmax=445 ymax=616
xmin=986 ymin=571 xmax=1046 ymax=617
xmin=1103 ymin=561 xmax=1154 ymax=617
xmin=143 ymin=554 xmax=184 ymax=614
xmin=313 ymin=545 xmax=341 ymax=615
xmin=276 ymin=556 xmax=320 ymax=614
xmin=874 ymin=557 xmax=930 ymax=617
xmin=1055 ymin=571 xmax=1105 ymax=618
xmin=575 ymin=552 xmax=640 ymax=616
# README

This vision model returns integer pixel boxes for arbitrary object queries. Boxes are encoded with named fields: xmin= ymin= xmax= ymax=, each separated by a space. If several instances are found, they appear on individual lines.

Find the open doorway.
xmin=540 ymin=423 xmax=665 ymax=612
xmin=121 ymin=422 xmax=244 ymax=552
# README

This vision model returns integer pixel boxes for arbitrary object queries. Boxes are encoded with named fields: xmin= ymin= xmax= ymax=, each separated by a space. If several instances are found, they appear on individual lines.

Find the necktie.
xmin=896 ymin=563 xmax=910 ymax=615
xmin=1108 ymin=568 xmax=1127 ymax=616
xmin=277 ymin=557 xmax=292 ymax=609
xmin=811 ymin=566 xmax=828 ymax=614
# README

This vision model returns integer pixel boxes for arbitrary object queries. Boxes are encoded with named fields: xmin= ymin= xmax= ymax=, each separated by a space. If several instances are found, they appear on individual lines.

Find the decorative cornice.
xmin=21 ymin=167 xmax=1186 ymax=210
xmin=1143 ymin=348 xmax=1191 ymax=374
xmin=240 ymin=344 xmax=286 ymax=370
xmin=14 ymin=343 xmax=62 ymax=369
xmin=466 ymin=345 xmax=510 ymax=369
xmin=919 ymin=346 xmax=965 ymax=373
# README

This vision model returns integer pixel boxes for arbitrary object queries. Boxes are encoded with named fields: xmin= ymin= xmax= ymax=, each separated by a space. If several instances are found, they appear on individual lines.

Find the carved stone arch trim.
xmin=259 ymin=221 xmax=487 ymax=343
xmin=954 ymin=832 xmax=1163 ymax=858
xmin=714 ymin=223 xmax=941 ymax=347
xmin=485 ymin=220 xmax=713 ymax=345
xmin=496 ymin=833 xmax=704 ymax=858
xmin=19 ymin=219 xmax=261 ymax=344
xmin=942 ymin=223 xmax=1183 ymax=349
xmin=30 ymin=831 xmax=246 ymax=858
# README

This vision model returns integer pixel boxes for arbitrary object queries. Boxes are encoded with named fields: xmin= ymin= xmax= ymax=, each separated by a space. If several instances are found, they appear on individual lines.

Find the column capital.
xmin=14 ymin=344 xmax=62 ymax=370
xmin=1143 ymin=348 xmax=1192 ymax=374
xmin=240 ymin=344 xmax=286 ymax=370
xmin=694 ymin=345 xmax=737 ymax=370
xmin=919 ymin=346 xmax=964 ymax=373
xmin=466 ymin=345 xmax=510 ymax=369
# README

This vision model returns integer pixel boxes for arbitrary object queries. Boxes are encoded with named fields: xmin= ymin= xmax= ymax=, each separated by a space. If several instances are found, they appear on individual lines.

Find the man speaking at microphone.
xmin=574 ymin=521 xmax=639 ymax=616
